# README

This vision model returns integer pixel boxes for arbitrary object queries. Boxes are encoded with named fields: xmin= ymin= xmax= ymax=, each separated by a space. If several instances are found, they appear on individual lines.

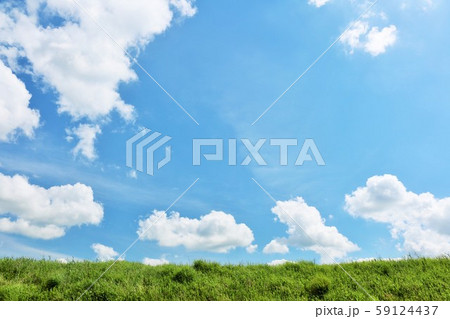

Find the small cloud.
xmin=341 ymin=21 xmax=398 ymax=56
xmin=364 ymin=25 xmax=397 ymax=56
xmin=263 ymin=239 xmax=289 ymax=254
xmin=353 ymin=257 xmax=375 ymax=263
xmin=340 ymin=20 xmax=369 ymax=54
xmin=348 ymin=257 xmax=404 ymax=263
xmin=379 ymin=11 xmax=388 ymax=21
xmin=246 ymin=244 xmax=258 ymax=254
xmin=308 ymin=0 xmax=331 ymax=8
xmin=267 ymin=259 xmax=290 ymax=266
xmin=263 ymin=197 xmax=359 ymax=263
xmin=91 ymin=243 xmax=121 ymax=262
xmin=67 ymin=124 xmax=102 ymax=161
xmin=142 ymin=257 xmax=169 ymax=266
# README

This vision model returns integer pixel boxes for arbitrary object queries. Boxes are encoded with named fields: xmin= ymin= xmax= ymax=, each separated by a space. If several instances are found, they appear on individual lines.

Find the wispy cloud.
xmin=0 ymin=234 xmax=78 ymax=260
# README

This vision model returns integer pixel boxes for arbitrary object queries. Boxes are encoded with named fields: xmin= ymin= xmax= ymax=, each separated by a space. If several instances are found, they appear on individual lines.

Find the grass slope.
xmin=0 ymin=257 xmax=448 ymax=301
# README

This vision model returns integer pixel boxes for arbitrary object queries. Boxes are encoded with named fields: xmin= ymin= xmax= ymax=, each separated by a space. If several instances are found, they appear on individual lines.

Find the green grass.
xmin=0 ymin=257 xmax=448 ymax=301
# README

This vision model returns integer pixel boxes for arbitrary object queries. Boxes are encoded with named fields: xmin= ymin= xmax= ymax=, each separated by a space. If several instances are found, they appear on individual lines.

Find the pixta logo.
xmin=126 ymin=128 xmax=172 ymax=176
xmin=193 ymin=138 xmax=325 ymax=166
xmin=126 ymin=130 xmax=325 ymax=176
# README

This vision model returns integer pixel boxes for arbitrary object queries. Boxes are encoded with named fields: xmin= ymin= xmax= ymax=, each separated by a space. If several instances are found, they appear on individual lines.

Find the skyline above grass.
xmin=0 ymin=0 xmax=449 ymax=267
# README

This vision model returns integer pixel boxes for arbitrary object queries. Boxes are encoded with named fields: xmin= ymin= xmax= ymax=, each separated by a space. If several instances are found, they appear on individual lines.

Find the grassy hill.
xmin=0 ymin=257 xmax=448 ymax=301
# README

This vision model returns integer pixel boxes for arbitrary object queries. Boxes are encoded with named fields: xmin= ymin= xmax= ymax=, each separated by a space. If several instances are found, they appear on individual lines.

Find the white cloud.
xmin=0 ymin=60 xmax=40 ymax=142
xmin=267 ymin=259 xmax=291 ymax=266
xmin=364 ymin=25 xmax=397 ymax=56
xmin=345 ymin=174 xmax=450 ymax=257
xmin=353 ymin=257 xmax=376 ymax=263
xmin=0 ymin=0 xmax=196 ymax=159
xmin=307 ymin=0 xmax=401 ymax=55
xmin=0 ymin=0 xmax=196 ymax=121
xmin=265 ymin=197 xmax=359 ymax=263
xmin=67 ymin=124 xmax=101 ymax=160
xmin=0 ymin=219 xmax=65 ymax=239
xmin=308 ymin=0 xmax=331 ymax=8
xmin=340 ymin=21 xmax=397 ymax=56
xmin=170 ymin=0 xmax=197 ymax=17
xmin=0 ymin=172 xmax=103 ymax=239
xmin=0 ymin=45 xmax=22 ymax=71
xmin=351 ymin=257 xmax=403 ymax=263
xmin=91 ymin=243 xmax=119 ymax=261
xmin=137 ymin=210 xmax=255 ymax=253
xmin=246 ymin=244 xmax=258 ymax=254
xmin=142 ymin=257 xmax=169 ymax=266
xmin=340 ymin=20 xmax=369 ymax=54
xmin=263 ymin=239 xmax=289 ymax=254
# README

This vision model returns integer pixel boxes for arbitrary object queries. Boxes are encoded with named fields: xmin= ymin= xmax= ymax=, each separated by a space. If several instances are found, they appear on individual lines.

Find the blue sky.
xmin=0 ymin=0 xmax=449 ymax=265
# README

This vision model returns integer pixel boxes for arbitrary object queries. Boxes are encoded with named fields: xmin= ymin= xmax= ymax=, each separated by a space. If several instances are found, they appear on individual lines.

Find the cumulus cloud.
xmin=308 ymin=0 xmax=331 ymax=8
xmin=263 ymin=239 xmax=289 ymax=254
xmin=267 ymin=259 xmax=290 ymax=266
xmin=340 ymin=20 xmax=397 ymax=56
xmin=364 ymin=25 xmax=397 ymax=56
xmin=0 ymin=0 xmax=196 ymax=120
xmin=66 ymin=124 xmax=101 ymax=160
xmin=0 ymin=172 xmax=103 ymax=239
xmin=264 ymin=197 xmax=359 ymax=263
xmin=91 ymin=243 xmax=119 ymax=261
xmin=0 ymin=60 xmax=40 ymax=142
xmin=137 ymin=210 xmax=255 ymax=253
xmin=142 ymin=257 xmax=169 ymax=266
xmin=0 ymin=0 xmax=196 ymax=158
xmin=345 ymin=174 xmax=450 ymax=257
